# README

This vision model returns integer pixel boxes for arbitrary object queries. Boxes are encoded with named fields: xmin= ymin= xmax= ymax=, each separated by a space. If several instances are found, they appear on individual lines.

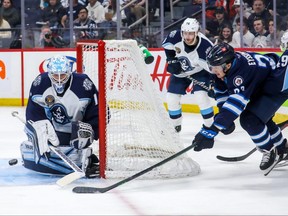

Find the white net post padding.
xmin=78 ymin=39 xmax=200 ymax=179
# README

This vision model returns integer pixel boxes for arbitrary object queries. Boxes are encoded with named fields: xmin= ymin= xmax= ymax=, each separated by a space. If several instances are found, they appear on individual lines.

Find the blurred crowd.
xmin=0 ymin=0 xmax=287 ymax=49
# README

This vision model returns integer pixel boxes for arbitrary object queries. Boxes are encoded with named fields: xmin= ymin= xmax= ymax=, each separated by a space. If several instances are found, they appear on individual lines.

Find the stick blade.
xmin=73 ymin=186 xmax=99 ymax=193
xmin=56 ymin=172 xmax=84 ymax=187
xmin=216 ymin=155 xmax=240 ymax=162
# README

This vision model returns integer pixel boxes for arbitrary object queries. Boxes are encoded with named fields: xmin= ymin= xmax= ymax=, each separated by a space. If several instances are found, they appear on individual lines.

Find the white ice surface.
xmin=1 ymin=106 xmax=288 ymax=215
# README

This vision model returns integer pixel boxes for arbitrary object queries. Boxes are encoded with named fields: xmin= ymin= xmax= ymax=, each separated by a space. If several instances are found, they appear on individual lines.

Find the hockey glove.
xmin=70 ymin=121 xmax=94 ymax=150
xmin=193 ymin=125 xmax=219 ymax=152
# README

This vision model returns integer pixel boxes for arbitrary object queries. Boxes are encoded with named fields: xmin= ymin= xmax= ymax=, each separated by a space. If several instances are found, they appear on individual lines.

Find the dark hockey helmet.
xmin=207 ymin=42 xmax=235 ymax=67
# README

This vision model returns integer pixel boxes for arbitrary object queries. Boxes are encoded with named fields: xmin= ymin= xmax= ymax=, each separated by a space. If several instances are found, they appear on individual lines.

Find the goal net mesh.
xmin=77 ymin=39 xmax=200 ymax=179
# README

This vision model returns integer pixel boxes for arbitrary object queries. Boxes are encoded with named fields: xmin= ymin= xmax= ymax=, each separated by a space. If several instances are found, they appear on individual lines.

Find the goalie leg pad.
xmin=70 ymin=121 xmax=94 ymax=150
xmin=20 ymin=141 xmax=74 ymax=175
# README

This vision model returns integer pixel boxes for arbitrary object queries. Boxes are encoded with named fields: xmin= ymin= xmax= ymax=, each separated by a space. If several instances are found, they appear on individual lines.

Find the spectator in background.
xmin=252 ymin=17 xmax=269 ymax=48
xmin=37 ymin=24 xmax=68 ymax=48
xmin=182 ymin=0 xmax=212 ymax=20
xmin=97 ymin=9 xmax=116 ymax=40
xmin=206 ymin=6 xmax=231 ymax=41
xmin=206 ymin=0 xmax=236 ymax=20
xmin=86 ymin=0 xmax=105 ymax=24
xmin=1 ymin=0 xmax=20 ymax=28
xmin=247 ymin=0 xmax=272 ymax=35
xmin=231 ymin=0 xmax=251 ymax=32
xmin=73 ymin=6 xmax=97 ymax=42
xmin=231 ymin=16 xmax=255 ymax=48
xmin=0 ymin=7 xmax=11 ymax=38
xmin=42 ymin=0 xmax=67 ymax=30
xmin=214 ymin=23 xmax=233 ymax=45
xmin=266 ymin=18 xmax=285 ymax=48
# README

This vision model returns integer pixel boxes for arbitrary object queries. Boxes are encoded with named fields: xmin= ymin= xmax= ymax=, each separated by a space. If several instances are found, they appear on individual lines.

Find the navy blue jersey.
xmin=213 ymin=51 xmax=279 ymax=130
xmin=26 ymin=72 xmax=99 ymax=144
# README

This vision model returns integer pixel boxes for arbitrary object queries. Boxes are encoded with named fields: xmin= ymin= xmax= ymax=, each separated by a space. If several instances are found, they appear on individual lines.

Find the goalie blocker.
xmin=21 ymin=119 xmax=99 ymax=178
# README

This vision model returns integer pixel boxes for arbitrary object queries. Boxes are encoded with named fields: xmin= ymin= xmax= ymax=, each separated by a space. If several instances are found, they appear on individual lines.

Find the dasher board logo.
xmin=0 ymin=60 xmax=6 ymax=79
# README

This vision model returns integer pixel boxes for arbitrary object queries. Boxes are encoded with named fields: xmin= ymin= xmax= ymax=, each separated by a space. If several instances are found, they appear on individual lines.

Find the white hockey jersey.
xmin=162 ymin=30 xmax=213 ymax=77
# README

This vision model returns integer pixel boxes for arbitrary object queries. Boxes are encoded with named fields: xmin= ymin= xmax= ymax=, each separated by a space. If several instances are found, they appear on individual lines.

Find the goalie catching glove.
xmin=24 ymin=119 xmax=59 ymax=163
xmin=70 ymin=121 xmax=94 ymax=150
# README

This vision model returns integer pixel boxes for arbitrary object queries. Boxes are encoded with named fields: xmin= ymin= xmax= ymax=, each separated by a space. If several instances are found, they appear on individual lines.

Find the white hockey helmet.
xmin=181 ymin=18 xmax=200 ymax=33
xmin=47 ymin=55 xmax=71 ymax=94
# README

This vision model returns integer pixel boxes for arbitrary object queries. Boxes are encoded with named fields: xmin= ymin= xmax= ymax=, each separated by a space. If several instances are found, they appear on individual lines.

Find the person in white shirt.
xmin=252 ymin=17 xmax=269 ymax=48
xmin=231 ymin=17 xmax=255 ymax=48
xmin=86 ymin=0 xmax=105 ymax=24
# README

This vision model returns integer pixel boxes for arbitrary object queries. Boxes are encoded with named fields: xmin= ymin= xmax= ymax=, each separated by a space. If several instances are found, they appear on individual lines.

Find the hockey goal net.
xmin=76 ymin=39 xmax=200 ymax=179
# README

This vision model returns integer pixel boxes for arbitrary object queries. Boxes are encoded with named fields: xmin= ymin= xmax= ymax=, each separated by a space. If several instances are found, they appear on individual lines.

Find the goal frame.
xmin=77 ymin=40 xmax=107 ymax=178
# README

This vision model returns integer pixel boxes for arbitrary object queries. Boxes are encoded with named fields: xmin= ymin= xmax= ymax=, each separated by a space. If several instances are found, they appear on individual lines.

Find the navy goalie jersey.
xmin=26 ymin=72 xmax=99 ymax=145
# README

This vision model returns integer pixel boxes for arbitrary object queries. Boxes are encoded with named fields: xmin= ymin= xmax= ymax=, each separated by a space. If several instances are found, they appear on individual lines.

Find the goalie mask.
xmin=181 ymin=18 xmax=200 ymax=46
xmin=47 ymin=55 xmax=71 ymax=94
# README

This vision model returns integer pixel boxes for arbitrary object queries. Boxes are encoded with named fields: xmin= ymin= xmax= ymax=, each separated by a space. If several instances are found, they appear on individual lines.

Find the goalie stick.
xmin=72 ymin=142 xmax=198 ymax=194
xmin=11 ymin=111 xmax=85 ymax=186
xmin=216 ymin=120 xmax=288 ymax=162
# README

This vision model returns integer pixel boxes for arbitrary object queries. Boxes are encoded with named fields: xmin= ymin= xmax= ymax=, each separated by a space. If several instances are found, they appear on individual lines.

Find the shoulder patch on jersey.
xmin=33 ymin=75 xmax=42 ymax=87
xmin=83 ymin=78 xmax=93 ymax=91
xmin=233 ymin=76 xmax=244 ymax=87
xmin=169 ymin=30 xmax=177 ymax=38
xmin=175 ymin=46 xmax=181 ymax=54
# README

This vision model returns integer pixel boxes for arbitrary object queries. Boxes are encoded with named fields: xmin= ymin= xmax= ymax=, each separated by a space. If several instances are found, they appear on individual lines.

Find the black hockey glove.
xmin=193 ymin=125 xmax=219 ymax=152
xmin=85 ymin=154 xmax=100 ymax=178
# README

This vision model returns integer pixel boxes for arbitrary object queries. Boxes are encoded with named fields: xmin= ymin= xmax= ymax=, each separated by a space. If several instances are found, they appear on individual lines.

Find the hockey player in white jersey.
xmin=20 ymin=55 xmax=100 ymax=178
xmin=162 ymin=18 xmax=215 ymax=132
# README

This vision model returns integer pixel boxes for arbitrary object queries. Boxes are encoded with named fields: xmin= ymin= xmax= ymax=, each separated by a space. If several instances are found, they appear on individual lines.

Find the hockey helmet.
xmin=207 ymin=42 xmax=235 ymax=67
xmin=181 ymin=18 xmax=200 ymax=33
xmin=47 ymin=55 xmax=71 ymax=94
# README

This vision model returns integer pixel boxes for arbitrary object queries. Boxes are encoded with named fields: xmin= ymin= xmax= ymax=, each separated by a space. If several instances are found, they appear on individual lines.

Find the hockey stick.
xmin=72 ymin=142 xmax=197 ymax=193
xmin=216 ymin=120 xmax=288 ymax=162
xmin=11 ymin=111 xmax=85 ymax=186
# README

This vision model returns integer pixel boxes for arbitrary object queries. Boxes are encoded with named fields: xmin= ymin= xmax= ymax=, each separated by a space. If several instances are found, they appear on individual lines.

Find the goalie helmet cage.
xmin=76 ymin=39 xmax=200 ymax=179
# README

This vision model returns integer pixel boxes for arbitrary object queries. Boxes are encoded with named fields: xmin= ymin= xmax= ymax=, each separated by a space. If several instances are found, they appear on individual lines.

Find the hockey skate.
xmin=259 ymin=147 xmax=280 ymax=173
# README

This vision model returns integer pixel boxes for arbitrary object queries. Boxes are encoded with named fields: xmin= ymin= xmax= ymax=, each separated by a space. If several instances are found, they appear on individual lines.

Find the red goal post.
xmin=76 ymin=39 xmax=200 ymax=179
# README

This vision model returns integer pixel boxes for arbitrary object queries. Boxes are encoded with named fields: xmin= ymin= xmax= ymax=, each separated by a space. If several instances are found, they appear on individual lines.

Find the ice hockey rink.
xmin=1 ymin=106 xmax=288 ymax=215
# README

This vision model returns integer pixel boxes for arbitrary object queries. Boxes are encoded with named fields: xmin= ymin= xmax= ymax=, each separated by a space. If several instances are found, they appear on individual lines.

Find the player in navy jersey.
xmin=192 ymin=39 xmax=288 ymax=173
xmin=20 ymin=55 xmax=100 ymax=178
xmin=162 ymin=18 xmax=214 ymax=133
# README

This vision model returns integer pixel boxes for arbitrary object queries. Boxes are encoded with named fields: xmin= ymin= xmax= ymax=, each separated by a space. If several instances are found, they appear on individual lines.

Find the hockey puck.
xmin=8 ymin=159 xmax=18 ymax=166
